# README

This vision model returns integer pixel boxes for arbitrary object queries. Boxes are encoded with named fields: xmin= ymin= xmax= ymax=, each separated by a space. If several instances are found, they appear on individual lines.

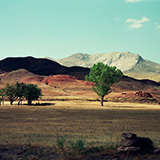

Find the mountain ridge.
xmin=0 ymin=56 xmax=90 ymax=80
xmin=0 ymin=53 xmax=160 ymax=82
xmin=57 ymin=52 xmax=160 ymax=73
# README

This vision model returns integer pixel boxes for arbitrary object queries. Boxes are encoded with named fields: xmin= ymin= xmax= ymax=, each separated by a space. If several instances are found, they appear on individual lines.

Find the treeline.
xmin=0 ymin=82 xmax=42 ymax=105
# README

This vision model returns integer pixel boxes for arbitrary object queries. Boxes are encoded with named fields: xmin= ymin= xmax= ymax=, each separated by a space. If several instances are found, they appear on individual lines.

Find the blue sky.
xmin=0 ymin=0 xmax=160 ymax=63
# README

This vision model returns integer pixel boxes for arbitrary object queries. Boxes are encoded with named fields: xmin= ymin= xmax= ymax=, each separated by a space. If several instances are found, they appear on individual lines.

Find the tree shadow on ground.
xmin=23 ymin=102 xmax=55 ymax=106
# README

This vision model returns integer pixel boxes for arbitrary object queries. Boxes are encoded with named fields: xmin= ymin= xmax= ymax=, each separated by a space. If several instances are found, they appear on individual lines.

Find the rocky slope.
xmin=58 ymin=52 xmax=160 ymax=73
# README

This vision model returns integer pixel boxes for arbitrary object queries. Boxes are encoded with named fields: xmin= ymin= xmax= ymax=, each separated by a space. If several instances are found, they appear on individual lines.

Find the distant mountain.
xmin=58 ymin=52 xmax=160 ymax=73
xmin=0 ymin=56 xmax=89 ymax=80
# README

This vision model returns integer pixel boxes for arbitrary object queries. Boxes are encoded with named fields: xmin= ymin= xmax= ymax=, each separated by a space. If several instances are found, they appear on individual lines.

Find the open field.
xmin=0 ymin=100 xmax=160 ymax=159
xmin=0 ymin=101 xmax=160 ymax=146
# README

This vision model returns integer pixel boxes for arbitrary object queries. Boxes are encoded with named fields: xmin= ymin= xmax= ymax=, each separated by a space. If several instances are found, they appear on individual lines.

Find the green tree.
xmin=15 ymin=82 xmax=26 ymax=105
xmin=85 ymin=62 xmax=123 ymax=106
xmin=24 ymin=84 xmax=42 ymax=105
xmin=4 ymin=83 xmax=17 ymax=105
xmin=0 ymin=88 xmax=5 ymax=105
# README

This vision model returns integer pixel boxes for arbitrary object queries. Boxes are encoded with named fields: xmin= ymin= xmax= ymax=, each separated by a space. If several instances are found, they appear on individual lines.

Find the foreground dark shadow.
xmin=0 ymin=144 xmax=160 ymax=160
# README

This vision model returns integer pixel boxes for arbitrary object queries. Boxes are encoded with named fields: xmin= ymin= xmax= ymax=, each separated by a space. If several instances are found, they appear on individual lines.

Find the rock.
xmin=118 ymin=133 xmax=154 ymax=154
xmin=122 ymin=133 xmax=137 ymax=139
xmin=121 ymin=138 xmax=139 ymax=147
xmin=138 ymin=137 xmax=153 ymax=145
xmin=137 ymin=137 xmax=154 ymax=153
xmin=140 ymin=144 xmax=154 ymax=154
xmin=134 ymin=91 xmax=153 ymax=98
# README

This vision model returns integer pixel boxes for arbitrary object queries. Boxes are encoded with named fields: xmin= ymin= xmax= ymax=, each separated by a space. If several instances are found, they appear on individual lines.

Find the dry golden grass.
xmin=0 ymin=100 xmax=160 ymax=149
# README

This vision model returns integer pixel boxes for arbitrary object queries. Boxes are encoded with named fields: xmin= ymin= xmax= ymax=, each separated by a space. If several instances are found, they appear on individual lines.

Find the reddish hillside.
xmin=20 ymin=76 xmax=44 ymax=83
xmin=0 ymin=69 xmax=159 ymax=103
xmin=44 ymin=75 xmax=78 ymax=82
xmin=42 ymin=75 xmax=94 ymax=86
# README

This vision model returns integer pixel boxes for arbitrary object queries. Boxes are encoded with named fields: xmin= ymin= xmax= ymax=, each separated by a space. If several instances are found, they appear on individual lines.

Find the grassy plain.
xmin=0 ymin=100 xmax=160 ymax=148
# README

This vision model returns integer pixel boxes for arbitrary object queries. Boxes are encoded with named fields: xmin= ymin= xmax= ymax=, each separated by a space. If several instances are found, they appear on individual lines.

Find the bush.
xmin=56 ymin=136 xmax=66 ymax=151
xmin=69 ymin=138 xmax=86 ymax=153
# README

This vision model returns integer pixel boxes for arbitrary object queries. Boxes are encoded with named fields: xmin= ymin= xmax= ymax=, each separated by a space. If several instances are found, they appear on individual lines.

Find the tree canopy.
xmin=4 ymin=83 xmax=17 ymax=105
xmin=24 ymin=84 xmax=42 ymax=105
xmin=85 ymin=62 xmax=123 ymax=106
xmin=15 ymin=82 xmax=26 ymax=104
xmin=2 ymin=82 xmax=42 ymax=105
xmin=0 ymin=88 xmax=5 ymax=105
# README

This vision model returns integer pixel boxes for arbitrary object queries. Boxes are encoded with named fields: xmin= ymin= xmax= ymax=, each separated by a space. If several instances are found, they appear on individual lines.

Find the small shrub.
xmin=69 ymin=138 xmax=85 ymax=153
xmin=56 ymin=136 xmax=66 ymax=151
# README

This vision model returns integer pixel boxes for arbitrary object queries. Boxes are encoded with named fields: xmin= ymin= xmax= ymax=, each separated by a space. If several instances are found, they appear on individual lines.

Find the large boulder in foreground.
xmin=117 ymin=133 xmax=154 ymax=154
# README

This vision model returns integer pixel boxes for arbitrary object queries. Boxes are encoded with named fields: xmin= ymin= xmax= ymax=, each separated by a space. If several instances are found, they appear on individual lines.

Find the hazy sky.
xmin=0 ymin=0 xmax=160 ymax=63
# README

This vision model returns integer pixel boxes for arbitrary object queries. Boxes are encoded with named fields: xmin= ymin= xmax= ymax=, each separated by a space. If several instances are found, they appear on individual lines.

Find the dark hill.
xmin=0 ymin=56 xmax=89 ymax=79
xmin=122 ymin=76 xmax=160 ymax=87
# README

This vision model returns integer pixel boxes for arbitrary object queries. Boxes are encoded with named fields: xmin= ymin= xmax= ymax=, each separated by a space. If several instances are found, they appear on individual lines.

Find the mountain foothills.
xmin=58 ymin=52 xmax=160 ymax=73
xmin=0 ymin=54 xmax=159 ymax=103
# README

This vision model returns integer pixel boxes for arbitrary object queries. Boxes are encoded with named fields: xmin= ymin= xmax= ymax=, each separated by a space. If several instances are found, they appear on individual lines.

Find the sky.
xmin=0 ymin=0 xmax=160 ymax=63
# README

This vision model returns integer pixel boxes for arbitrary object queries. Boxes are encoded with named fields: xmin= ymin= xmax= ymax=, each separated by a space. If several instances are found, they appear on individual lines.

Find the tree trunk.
xmin=28 ymin=99 xmax=32 ymax=105
xmin=19 ymin=98 xmax=22 ymax=105
xmin=10 ymin=100 xmax=13 ymax=105
xmin=101 ymin=96 xmax=104 ymax=106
